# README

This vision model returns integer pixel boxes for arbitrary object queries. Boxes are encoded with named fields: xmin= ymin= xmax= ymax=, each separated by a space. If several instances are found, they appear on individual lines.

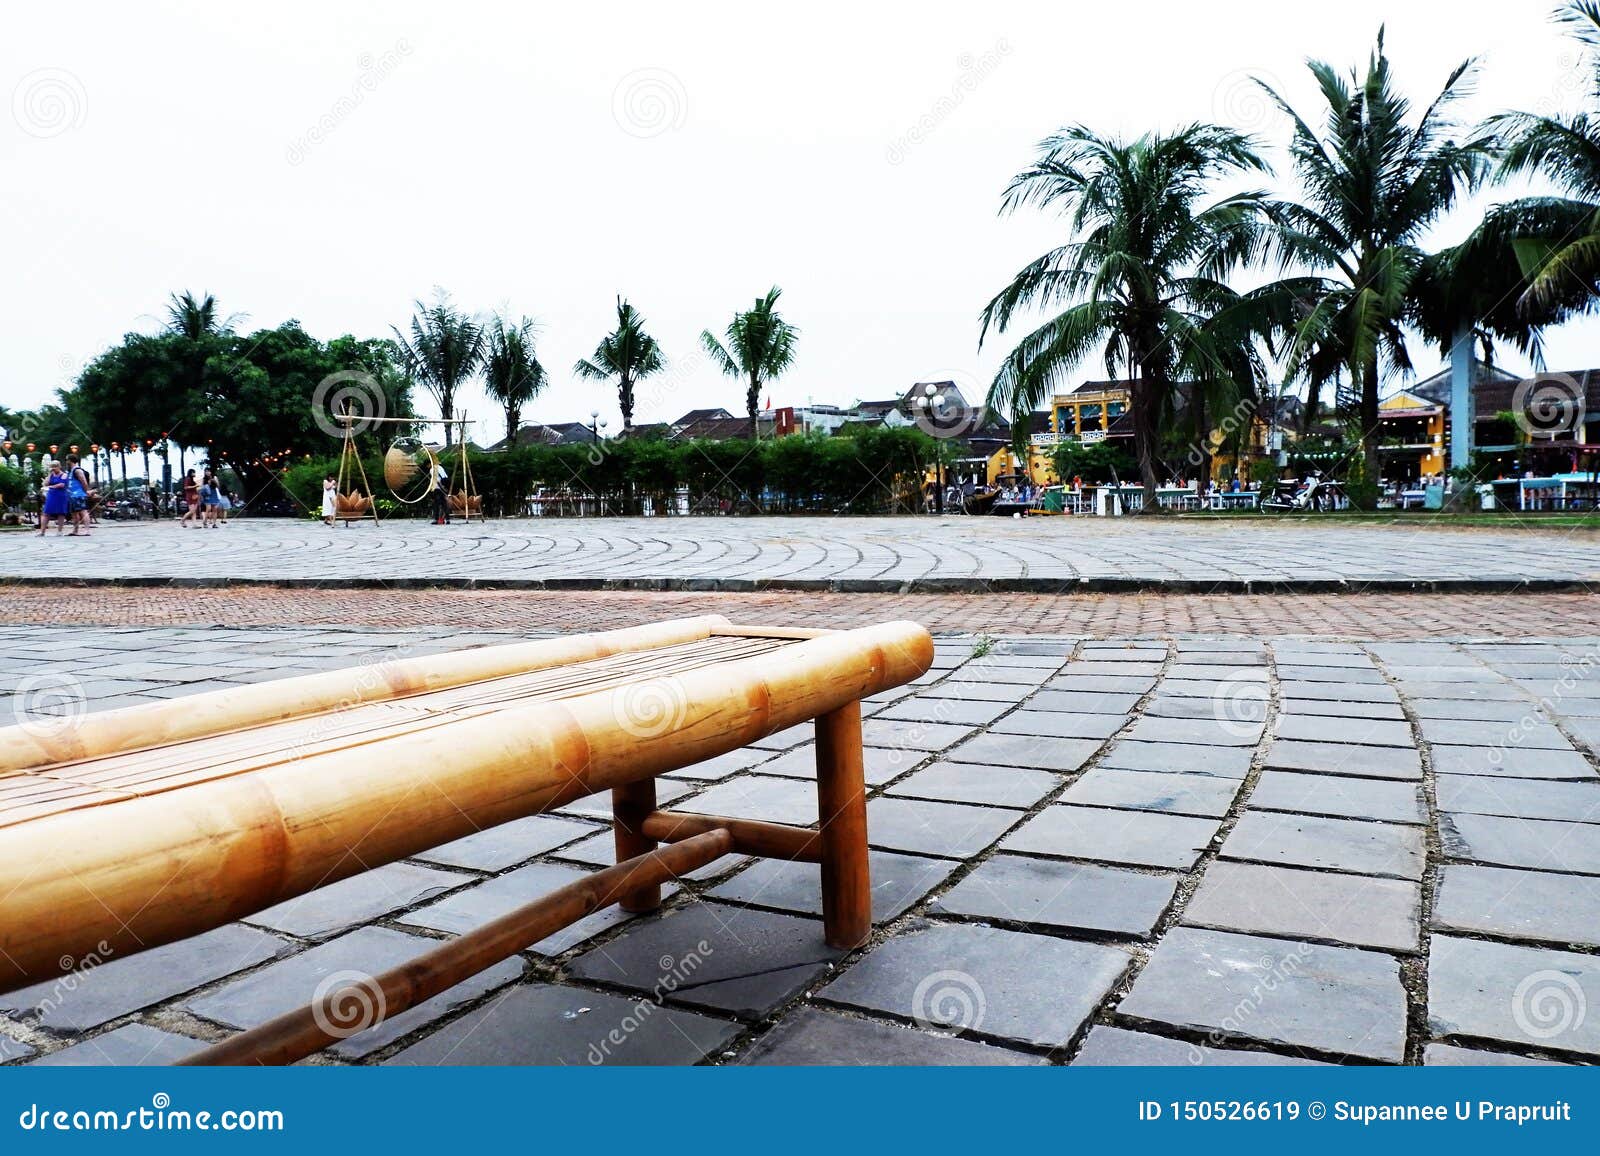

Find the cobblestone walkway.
xmin=3 ymin=515 xmax=1598 ymax=588
xmin=4 ymin=586 xmax=1600 ymax=638
xmin=3 ymin=624 xmax=1597 ymax=1066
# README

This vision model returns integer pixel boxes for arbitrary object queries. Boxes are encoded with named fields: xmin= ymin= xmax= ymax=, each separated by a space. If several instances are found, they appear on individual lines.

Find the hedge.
xmin=273 ymin=427 xmax=940 ymax=517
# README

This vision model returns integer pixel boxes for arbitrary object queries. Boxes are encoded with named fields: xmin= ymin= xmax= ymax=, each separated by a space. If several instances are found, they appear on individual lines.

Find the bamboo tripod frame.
xmin=333 ymin=411 xmax=484 ymax=524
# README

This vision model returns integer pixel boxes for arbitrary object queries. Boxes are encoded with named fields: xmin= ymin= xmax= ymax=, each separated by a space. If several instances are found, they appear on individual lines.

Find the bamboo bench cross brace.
xmin=0 ymin=615 xmax=933 ymax=1066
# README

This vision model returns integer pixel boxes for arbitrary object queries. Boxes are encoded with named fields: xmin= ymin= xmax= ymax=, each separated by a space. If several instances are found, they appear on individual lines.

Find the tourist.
xmin=65 ymin=454 xmax=93 ymax=536
xmin=197 ymin=470 xmax=219 ymax=528
xmin=322 ymin=474 xmax=337 ymax=526
xmin=179 ymin=468 xmax=200 ymax=527
xmin=432 ymin=462 xmax=450 ymax=525
xmin=38 ymin=463 xmax=70 ymax=535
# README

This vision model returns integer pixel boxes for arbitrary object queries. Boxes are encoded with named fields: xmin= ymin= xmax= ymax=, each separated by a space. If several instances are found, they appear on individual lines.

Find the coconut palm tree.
xmin=701 ymin=287 xmax=800 ymax=439
xmin=481 ymin=315 xmax=546 ymax=445
xmin=1260 ymin=28 xmax=1491 ymax=494
xmin=573 ymin=297 xmax=665 ymax=434
xmin=164 ymin=291 xmax=239 ymax=340
xmin=391 ymin=291 xmax=484 ymax=446
xmin=1485 ymin=2 xmax=1600 ymax=313
xmin=978 ymin=122 xmax=1279 ymax=501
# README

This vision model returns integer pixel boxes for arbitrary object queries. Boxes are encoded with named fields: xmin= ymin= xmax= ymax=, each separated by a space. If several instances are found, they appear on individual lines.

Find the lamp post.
xmin=915 ymin=393 xmax=947 ymax=514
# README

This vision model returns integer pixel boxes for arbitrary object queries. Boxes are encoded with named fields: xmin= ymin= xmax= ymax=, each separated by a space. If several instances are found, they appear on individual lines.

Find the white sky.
xmin=2 ymin=0 xmax=1593 ymax=439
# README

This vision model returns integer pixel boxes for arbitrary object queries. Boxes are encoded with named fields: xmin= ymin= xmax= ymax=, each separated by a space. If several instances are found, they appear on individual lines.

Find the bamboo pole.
xmin=182 ymin=829 xmax=734 ymax=1066
xmin=0 ymin=620 xmax=932 ymax=989
xmin=0 ymin=615 xmax=731 ymax=773
xmin=816 ymin=702 xmax=872 ymax=948
xmin=640 ymin=809 xmax=821 ymax=861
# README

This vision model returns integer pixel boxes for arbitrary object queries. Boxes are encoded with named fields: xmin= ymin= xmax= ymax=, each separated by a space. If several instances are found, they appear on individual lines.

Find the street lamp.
xmin=589 ymin=410 xmax=608 ymax=443
xmin=915 ymin=392 xmax=947 ymax=514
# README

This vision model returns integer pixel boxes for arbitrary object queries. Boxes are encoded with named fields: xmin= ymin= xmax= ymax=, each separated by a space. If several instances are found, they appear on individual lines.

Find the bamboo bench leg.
xmin=815 ymin=702 xmax=871 ymax=949
xmin=613 ymin=779 xmax=661 ymax=913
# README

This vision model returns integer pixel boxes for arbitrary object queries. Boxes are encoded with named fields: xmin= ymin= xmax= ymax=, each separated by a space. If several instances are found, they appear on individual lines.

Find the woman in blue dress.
xmin=38 ymin=463 xmax=70 ymax=535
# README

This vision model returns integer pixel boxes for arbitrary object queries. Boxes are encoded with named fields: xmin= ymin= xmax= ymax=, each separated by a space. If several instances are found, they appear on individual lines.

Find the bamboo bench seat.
xmin=0 ymin=614 xmax=933 ymax=1065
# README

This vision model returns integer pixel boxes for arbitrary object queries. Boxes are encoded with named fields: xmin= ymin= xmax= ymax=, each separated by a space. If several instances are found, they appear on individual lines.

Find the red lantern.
xmin=49 ymin=444 xmax=58 ymax=454
xmin=26 ymin=443 xmax=36 ymax=453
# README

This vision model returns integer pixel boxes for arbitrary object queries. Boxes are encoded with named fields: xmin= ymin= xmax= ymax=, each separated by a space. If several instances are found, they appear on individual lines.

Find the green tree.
xmin=482 ymin=316 xmax=546 ymax=445
xmin=979 ymin=123 xmax=1278 ymax=502
xmin=574 ymin=297 xmax=664 ymax=433
xmin=1261 ymin=28 xmax=1490 ymax=496
xmin=701 ymin=287 xmax=800 ymax=439
xmin=392 ymin=290 xmax=483 ymax=445
xmin=1485 ymin=2 xmax=1600 ymax=313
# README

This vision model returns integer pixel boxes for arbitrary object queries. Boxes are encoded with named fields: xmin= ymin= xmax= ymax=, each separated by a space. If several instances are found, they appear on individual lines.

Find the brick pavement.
xmin=4 ymin=585 xmax=1600 ymax=637
xmin=3 ymin=623 xmax=1599 ymax=1066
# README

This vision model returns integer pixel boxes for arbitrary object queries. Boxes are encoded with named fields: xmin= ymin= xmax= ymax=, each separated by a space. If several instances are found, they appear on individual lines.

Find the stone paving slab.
xmin=706 ymin=851 xmax=956 ymax=923
xmin=1433 ymin=864 xmax=1600 ymax=947
xmin=1098 ymin=741 xmax=1253 ymax=778
xmin=1248 ymin=771 xmax=1425 ymax=824
xmin=1222 ymin=812 xmax=1425 ymax=880
xmin=1441 ymin=812 xmax=1600 ymax=875
xmin=1182 ymin=861 xmax=1420 ymax=952
xmin=1060 ymin=767 xmax=1243 ymax=818
xmin=1001 ymin=805 xmax=1221 ymax=869
xmin=1428 ymin=936 xmax=1600 ymax=1058
xmin=1262 ymin=740 xmax=1422 ymax=780
xmin=1119 ymin=927 xmax=1407 ymax=1061
xmin=738 ymin=1006 xmax=1042 ymax=1066
xmin=1 ymin=924 xmax=289 ymax=1031
xmin=29 ymin=1024 xmax=208 ymax=1066
xmin=1073 ymin=1025 xmax=1329 ymax=1066
xmin=885 ymin=762 xmax=1061 ymax=808
xmin=816 ymin=922 xmax=1131 ymax=1049
xmin=387 ymin=984 xmax=740 ymax=1066
xmin=934 ymin=855 xmax=1177 ymax=937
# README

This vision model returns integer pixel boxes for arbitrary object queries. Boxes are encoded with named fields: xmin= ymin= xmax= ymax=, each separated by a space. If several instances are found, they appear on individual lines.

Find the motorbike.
xmin=1261 ymin=472 xmax=1334 ymax=513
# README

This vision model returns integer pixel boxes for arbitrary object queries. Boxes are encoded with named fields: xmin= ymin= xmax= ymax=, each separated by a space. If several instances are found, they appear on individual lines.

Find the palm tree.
xmin=701 ymin=287 xmax=800 ymax=439
xmin=1486 ymin=2 xmax=1600 ymax=313
xmin=1260 ymin=28 xmax=1491 ymax=493
xmin=164 ymin=291 xmax=238 ymax=340
xmin=481 ymin=315 xmax=546 ymax=445
xmin=391 ymin=291 xmax=484 ymax=446
xmin=573 ymin=297 xmax=664 ymax=433
xmin=978 ymin=123 xmax=1278 ymax=501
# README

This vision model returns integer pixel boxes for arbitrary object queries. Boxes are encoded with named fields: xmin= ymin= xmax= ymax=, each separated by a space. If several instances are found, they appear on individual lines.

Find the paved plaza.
xmin=3 ymin=617 xmax=1599 ymax=1066
xmin=2 ymin=515 xmax=1598 ymax=589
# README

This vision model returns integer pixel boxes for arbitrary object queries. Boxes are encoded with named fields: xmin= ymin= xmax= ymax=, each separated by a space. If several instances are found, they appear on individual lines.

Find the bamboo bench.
xmin=0 ymin=614 xmax=933 ymax=1065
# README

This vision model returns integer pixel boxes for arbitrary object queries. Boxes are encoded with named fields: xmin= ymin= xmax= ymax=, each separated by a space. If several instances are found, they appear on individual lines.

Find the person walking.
xmin=199 ymin=470 xmax=222 ymax=528
xmin=179 ymin=468 xmax=200 ymax=527
xmin=431 ymin=462 xmax=450 ymax=525
xmin=65 ymin=454 xmax=93 ymax=536
xmin=39 ymin=463 xmax=70 ymax=535
xmin=321 ymin=474 xmax=337 ymax=526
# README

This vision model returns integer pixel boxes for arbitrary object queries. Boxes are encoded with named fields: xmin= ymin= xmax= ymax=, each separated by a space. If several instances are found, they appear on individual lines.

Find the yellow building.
xmin=1376 ymin=391 xmax=1446 ymax=480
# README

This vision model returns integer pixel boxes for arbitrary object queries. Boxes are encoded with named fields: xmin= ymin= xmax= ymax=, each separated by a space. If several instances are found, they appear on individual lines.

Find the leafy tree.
xmin=979 ymin=123 xmax=1277 ymax=502
xmin=1051 ymin=439 xmax=1137 ymax=485
xmin=574 ymin=297 xmax=664 ymax=433
xmin=482 ymin=316 xmax=546 ymax=444
xmin=1260 ymin=29 xmax=1490 ymax=497
xmin=701 ymin=287 xmax=800 ymax=438
xmin=392 ymin=290 xmax=483 ymax=444
xmin=1484 ymin=2 xmax=1600 ymax=313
